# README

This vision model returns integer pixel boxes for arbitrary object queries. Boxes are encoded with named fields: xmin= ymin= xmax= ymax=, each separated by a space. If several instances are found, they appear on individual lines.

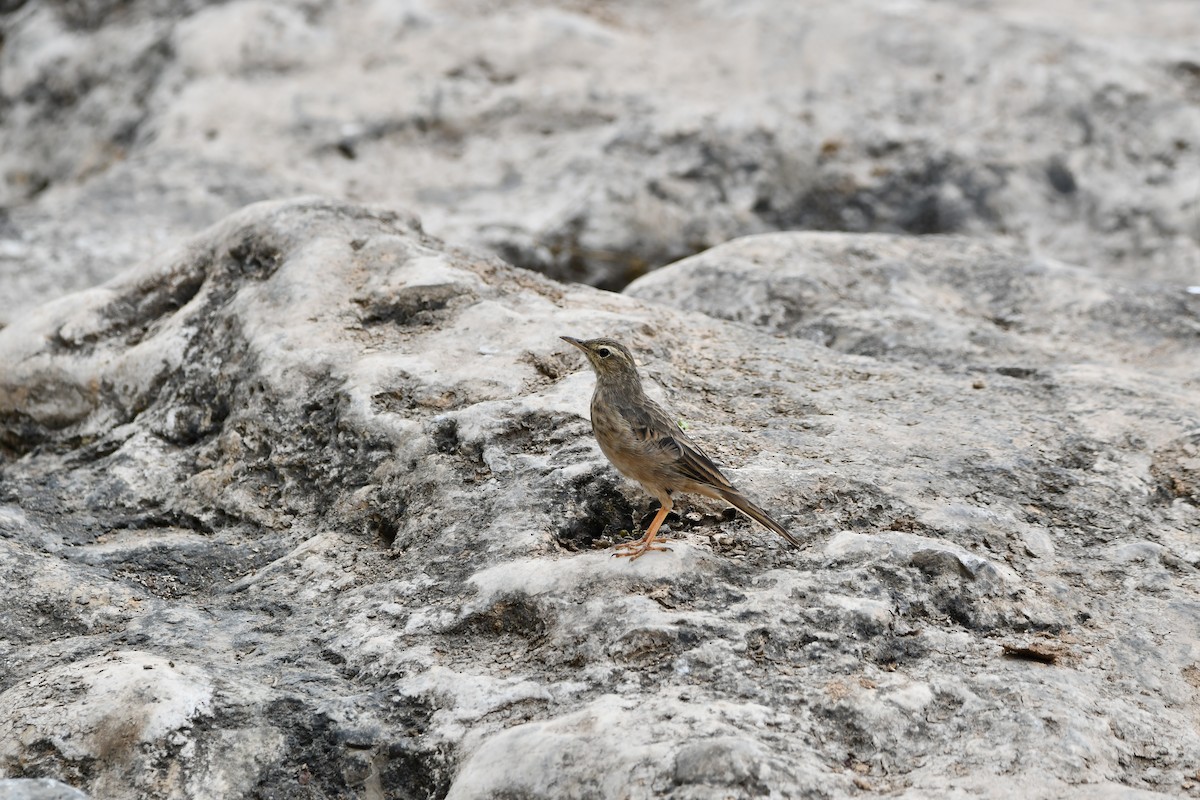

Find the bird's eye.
xmin=597 ymin=347 xmax=612 ymax=358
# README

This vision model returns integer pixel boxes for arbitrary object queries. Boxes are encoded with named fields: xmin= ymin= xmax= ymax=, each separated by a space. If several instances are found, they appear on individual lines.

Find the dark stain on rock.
xmin=452 ymin=595 xmax=551 ymax=642
xmin=356 ymin=283 xmax=474 ymax=327
xmin=5 ymin=737 xmax=98 ymax=786
xmin=809 ymin=478 xmax=921 ymax=534
xmin=1058 ymin=435 xmax=1101 ymax=471
xmin=431 ymin=418 xmax=459 ymax=454
xmin=108 ymin=540 xmax=281 ymax=600
xmin=368 ymin=511 xmax=402 ymax=547
xmin=376 ymin=738 xmax=455 ymax=800
xmin=911 ymin=549 xmax=975 ymax=581
xmin=246 ymin=699 xmax=359 ymax=800
xmin=872 ymin=635 xmax=928 ymax=667
xmin=371 ymin=388 xmax=418 ymax=415
xmin=611 ymin=626 xmax=684 ymax=665
xmin=1045 ymin=158 xmax=1078 ymax=194
xmin=993 ymin=366 xmax=1041 ymax=380
xmin=226 ymin=234 xmax=283 ymax=280
xmin=928 ymin=586 xmax=988 ymax=631
xmin=1150 ymin=432 xmax=1200 ymax=505
xmin=555 ymin=474 xmax=636 ymax=551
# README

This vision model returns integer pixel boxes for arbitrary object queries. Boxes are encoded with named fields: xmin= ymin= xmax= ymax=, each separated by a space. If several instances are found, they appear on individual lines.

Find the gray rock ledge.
xmin=1 ymin=198 xmax=1197 ymax=799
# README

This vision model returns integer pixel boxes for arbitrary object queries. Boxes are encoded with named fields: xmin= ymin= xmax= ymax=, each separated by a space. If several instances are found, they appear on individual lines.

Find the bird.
xmin=561 ymin=335 xmax=800 ymax=561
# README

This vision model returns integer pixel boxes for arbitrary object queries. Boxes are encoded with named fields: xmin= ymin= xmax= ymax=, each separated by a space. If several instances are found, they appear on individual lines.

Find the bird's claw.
xmin=612 ymin=543 xmax=673 ymax=561
xmin=612 ymin=536 xmax=670 ymax=551
xmin=611 ymin=534 xmax=673 ymax=561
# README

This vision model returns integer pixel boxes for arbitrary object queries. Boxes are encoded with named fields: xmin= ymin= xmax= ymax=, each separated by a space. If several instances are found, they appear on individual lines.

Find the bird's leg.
xmin=614 ymin=501 xmax=673 ymax=561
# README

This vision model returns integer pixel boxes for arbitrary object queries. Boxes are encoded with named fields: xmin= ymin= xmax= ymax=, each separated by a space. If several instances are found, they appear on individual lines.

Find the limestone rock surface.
xmin=1 ymin=0 xmax=1198 ymax=326
xmin=1 ymin=198 xmax=1198 ymax=798
xmin=0 ymin=779 xmax=91 ymax=800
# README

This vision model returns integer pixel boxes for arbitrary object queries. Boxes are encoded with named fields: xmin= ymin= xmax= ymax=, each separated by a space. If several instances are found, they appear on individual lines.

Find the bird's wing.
xmin=621 ymin=399 xmax=736 ymax=491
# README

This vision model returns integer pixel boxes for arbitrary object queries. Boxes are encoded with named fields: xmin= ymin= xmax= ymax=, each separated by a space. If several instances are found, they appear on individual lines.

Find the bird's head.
xmin=560 ymin=336 xmax=641 ymax=381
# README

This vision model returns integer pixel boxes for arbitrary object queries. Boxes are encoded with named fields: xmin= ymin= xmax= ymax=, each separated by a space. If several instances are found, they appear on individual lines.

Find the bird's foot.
xmin=612 ymin=535 xmax=672 ymax=561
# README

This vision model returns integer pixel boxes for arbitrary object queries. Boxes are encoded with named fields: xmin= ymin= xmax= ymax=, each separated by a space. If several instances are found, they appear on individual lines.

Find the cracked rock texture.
xmin=1 ymin=197 xmax=1198 ymax=799
xmin=1 ymin=0 xmax=1199 ymax=326
xmin=2 ymin=0 xmax=1200 ymax=797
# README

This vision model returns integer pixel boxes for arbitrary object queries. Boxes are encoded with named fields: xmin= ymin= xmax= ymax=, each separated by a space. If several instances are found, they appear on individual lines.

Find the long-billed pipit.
xmin=561 ymin=336 xmax=800 ymax=561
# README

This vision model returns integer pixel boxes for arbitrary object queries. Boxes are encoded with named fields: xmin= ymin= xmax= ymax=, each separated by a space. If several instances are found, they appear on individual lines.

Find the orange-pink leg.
xmin=613 ymin=503 xmax=673 ymax=561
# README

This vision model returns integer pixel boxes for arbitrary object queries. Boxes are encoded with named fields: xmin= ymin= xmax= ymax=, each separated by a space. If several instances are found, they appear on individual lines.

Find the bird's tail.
xmin=718 ymin=488 xmax=801 ymax=548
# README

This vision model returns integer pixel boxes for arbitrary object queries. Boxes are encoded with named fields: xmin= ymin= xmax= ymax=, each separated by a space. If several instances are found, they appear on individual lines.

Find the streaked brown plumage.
xmin=561 ymin=335 xmax=800 ymax=561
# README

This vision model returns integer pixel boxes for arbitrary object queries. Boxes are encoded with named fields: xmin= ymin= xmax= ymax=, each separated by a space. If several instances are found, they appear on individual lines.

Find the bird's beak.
xmin=560 ymin=336 xmax=586 ymax=351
